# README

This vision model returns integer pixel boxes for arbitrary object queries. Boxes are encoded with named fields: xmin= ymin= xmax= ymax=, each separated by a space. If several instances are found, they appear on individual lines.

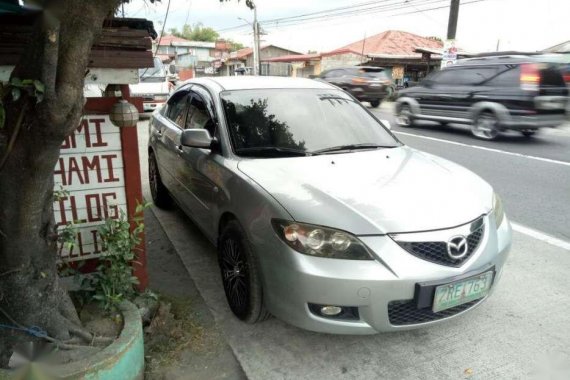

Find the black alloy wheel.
xmin=218 ymin=220 xmax=270 ymax=323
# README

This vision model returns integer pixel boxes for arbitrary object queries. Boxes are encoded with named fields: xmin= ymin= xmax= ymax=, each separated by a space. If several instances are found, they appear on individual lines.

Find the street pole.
xmin=446 ymin=0 xmax=460 ymax=40
xmin=253 ymin=6 xmax=261 ymax=76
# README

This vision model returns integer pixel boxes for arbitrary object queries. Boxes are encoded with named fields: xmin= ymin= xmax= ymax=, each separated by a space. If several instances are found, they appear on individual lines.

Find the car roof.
xmin=182 ymin=76 xmax=335 ymax=91
xmin=453 ymin=55 xmax=555 ymax=67
xmin=324 ymin=66 xmax=385 ymax=71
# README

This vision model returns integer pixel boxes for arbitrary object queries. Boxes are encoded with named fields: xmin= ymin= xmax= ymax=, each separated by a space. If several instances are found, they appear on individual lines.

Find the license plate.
xmin=432 ymin=271 xmax=493 ymax=312
xmin=370 ymin=83 xmax=381 ymax=87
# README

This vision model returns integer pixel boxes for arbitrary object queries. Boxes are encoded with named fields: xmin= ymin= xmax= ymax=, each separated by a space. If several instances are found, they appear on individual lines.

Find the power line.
xmin=261 ymin=0 xmax=448 ymax=29
xmin=140 ymin=0 xmax=171 ymax=78
xmin=216 ymin=0 xmax=413 ymax=33
xmin=260 ymin=0 xmax=487 ymax=31
xmin=218 ymin=0 xmax=444 ymax=33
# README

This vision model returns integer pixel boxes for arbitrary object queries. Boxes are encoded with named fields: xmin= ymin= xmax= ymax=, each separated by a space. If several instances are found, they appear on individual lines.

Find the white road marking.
xmin=393 ymin=131 xmax=570 ymax=167
xmin=511 ymin=222 xmax=570 ymax=251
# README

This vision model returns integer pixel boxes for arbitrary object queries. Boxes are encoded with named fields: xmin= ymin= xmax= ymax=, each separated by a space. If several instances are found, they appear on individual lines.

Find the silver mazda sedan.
xmin=148 ymin=76 xmax=512 ymax=334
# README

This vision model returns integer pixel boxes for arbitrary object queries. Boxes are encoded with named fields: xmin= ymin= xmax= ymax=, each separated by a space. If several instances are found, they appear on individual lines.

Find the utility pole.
xmin=253 ymin=5 xmax=261 ymax=76
xmin=446 ymin=0 xmax=460 ymax=40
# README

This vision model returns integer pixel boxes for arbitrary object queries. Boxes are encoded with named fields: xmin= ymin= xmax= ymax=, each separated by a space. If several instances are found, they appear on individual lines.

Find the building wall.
xmin=321 ymin=53 xmax=364 ymax=71
xmin=246 ymin=46 xmax=300 ymax=69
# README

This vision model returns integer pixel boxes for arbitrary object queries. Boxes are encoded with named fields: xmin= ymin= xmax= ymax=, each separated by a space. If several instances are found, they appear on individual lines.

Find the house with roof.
xmin=223 ymin=44 xmax=302 ymax=76
xmin=155 ymin=35 xmax=233 ymax=76
xmin=262 ymin=30 xmax=448 ymax=85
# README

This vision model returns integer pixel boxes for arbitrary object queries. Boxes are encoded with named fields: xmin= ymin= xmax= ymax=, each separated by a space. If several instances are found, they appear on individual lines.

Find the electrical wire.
xmin=217 ymin=0 xmax=445 ymax=34
xmin=259 ymin=0 xmax=488 ymax=31
xmin=140 ymin=0 xmax=171 ymax=78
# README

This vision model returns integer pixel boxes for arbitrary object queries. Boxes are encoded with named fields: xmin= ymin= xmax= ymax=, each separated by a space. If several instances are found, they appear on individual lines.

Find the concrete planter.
xmin=0 ymin=301 xmax=144 ymax=379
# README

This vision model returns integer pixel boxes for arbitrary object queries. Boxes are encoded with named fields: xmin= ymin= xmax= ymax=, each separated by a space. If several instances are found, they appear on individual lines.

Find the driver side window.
xmin=166 ymin=92 xmax=190 ymax=127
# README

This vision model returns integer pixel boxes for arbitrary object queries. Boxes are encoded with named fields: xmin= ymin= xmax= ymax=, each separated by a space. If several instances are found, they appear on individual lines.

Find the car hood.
xmin=237 ymin=147 xmax=493 ymax=235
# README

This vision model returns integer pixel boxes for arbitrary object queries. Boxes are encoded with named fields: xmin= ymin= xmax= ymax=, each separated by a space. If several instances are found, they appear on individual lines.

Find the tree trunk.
xmin=0 ymin=0 xmax=120 ymax=366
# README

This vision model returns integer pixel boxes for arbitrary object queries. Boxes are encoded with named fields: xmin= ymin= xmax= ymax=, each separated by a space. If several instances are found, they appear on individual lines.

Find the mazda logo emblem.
xmin=447 ymin=235 xmax=469 ymax=259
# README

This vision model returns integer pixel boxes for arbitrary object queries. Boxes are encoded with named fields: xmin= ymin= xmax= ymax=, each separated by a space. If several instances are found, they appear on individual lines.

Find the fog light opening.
xmin=308 ymin=303 xmax=360 ymax=320
xmin=320 ymin=305 xmax=342 ymax=316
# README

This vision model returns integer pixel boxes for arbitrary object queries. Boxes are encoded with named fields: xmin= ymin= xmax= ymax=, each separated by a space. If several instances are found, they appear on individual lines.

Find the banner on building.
xmin=441 ymin=39 xmax=458 ymax=69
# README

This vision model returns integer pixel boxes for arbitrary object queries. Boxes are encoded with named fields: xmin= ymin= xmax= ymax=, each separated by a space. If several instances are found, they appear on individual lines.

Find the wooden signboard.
xmin=54 ymin=115 xmax=127 ymax=261
xmin=54 ymin=94 xmax=147 ymax=289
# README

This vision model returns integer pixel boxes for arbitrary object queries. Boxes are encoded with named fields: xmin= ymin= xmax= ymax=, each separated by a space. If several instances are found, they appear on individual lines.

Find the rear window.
xmin=358 ymin=68 xmax=388 ymax=79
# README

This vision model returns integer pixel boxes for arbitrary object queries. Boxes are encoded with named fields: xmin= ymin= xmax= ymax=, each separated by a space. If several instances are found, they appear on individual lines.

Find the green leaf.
xmin=33 ymin=80 xmax=45 ymax=93
xmin=10 ymin=77 xmax=22 ymax=87
xmin=35 ymin=92 xmax=44 ymax=104
xmin=21 ymin=79 xmax=33 ymax=86
xmin=0 ymin=106 xmax=5 ymax=129
xmin=11 ymin=87 xmax=21 ymax=101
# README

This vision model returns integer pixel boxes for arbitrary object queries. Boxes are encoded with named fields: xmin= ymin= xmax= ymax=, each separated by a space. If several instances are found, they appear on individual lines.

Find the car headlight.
xmin=153 ymin=94 xmax=168 ymax=101
xmin=272 ymin=219 xmax=373 ymax=260
xmin=493 ymin=192 xmax=505 ymax=228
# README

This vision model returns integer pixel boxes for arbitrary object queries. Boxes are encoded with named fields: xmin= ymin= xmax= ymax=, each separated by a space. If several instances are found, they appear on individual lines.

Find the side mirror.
xmin=169 ymin=65 xmax=176 ymax=74
xmin=180 ymin=129 xmax=214 ymax=149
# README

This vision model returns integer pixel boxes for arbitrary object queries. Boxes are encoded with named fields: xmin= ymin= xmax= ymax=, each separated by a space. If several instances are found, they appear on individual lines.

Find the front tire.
xmin=218 ymin=220 xmax=270 ymax=323
xmin=472 ymin=111 xmax=500 ymax=140
xmin=396 ymin=104 xmax=414 ymax=127
xmin=370 ymin=99 xmax=381 ymax=108
xmin=148 ymin=151 xmax=172 ymax=209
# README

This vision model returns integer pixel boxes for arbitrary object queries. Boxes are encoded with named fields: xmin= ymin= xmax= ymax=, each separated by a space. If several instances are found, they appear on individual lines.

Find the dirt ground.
xmin=144 ymin=207 xmax=246 ymax=380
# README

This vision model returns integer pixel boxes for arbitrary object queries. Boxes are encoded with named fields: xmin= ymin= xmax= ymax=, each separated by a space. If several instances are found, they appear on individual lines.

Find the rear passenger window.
xmin=488 ymin=65 xmax=520 ymax=87
xmin=436 ymin=67 xmax=499 ymax=85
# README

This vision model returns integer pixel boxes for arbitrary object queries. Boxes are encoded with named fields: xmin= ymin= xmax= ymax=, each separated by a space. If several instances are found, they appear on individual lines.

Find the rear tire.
xmin=471 ymin=111 xmax=500 ymax=140
xmin=370 ymin=99 xmax=381 ymax=108
xmin=218 ymin=220 xmax=271 ymax=323
xmin=396 ymin=104 xmax=414 ymax=127
xmin=148 ymin=151 xmax=172 ymax=209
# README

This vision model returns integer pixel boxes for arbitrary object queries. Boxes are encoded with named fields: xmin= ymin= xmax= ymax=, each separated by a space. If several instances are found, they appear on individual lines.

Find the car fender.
xmin=395 ymin=97 xmax=421 ymax=115
xmin=470 ymin=102 xmax=512 ymax=124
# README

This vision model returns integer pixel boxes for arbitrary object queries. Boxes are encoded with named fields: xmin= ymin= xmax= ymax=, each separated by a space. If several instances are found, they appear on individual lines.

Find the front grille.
xmin=395 ymin=222 xmax=484 ymax=267
xmin=388 ymin=298 xmax=482 ymax=326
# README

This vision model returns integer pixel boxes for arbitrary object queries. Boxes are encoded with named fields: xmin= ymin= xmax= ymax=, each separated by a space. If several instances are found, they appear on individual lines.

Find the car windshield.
xmin=359 ymin=69 xmax=388 ymax=79
xmin=139 ymin=58 xmax=166 ymax=83
xmin=221 ymin=89 xmax=399 ymax=156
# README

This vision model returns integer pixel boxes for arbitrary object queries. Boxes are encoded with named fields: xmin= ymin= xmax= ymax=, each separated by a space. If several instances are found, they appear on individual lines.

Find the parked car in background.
xmin=148 ymin=76 xmax=511 ymax=334
xmin=396 ymin=55 xmax=569 ymax=140
xmin=315 ymin=66 xmax=393 ymax=107
xmin=130 ymin=57 xmax=172 ymax=112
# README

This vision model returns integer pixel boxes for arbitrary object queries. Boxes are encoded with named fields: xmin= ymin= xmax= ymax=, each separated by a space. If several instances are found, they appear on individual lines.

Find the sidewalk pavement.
xmin=145 ymin=208 xmax=246 ymax=380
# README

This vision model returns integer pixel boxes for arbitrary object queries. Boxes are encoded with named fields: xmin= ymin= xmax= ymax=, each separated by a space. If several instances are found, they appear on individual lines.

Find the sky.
xmin=123 ymin=0 xmax=570 ymax=54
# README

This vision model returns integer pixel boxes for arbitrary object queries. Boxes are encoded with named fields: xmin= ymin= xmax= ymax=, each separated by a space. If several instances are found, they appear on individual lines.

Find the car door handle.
xmin=154 ymin=129 xmax=163 ymax=136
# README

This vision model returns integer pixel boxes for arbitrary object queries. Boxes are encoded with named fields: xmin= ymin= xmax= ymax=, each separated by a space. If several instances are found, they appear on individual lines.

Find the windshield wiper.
xmin=311 ymin=143 xmax=398 ymax=155
xmin=235 ymin=146 xmax=310 ymax=157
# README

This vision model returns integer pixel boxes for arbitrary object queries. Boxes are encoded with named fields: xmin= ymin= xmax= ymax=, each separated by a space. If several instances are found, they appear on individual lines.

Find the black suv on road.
xmin=315 ymin=66 xmax=393 ymax=107
xmin=396 ymin=56 xmax=569 ymax=140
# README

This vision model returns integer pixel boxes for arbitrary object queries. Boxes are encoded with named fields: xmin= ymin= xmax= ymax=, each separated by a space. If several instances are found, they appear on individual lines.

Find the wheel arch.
xmin=469 ymin=101 xmax=511 ymax=124
xmin=395 ymin=97 xmax=421 ymax=115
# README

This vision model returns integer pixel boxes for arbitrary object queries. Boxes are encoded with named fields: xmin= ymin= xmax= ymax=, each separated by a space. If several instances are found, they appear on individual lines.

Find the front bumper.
xmin=258 ymin=214 xmax=512 ymax=334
